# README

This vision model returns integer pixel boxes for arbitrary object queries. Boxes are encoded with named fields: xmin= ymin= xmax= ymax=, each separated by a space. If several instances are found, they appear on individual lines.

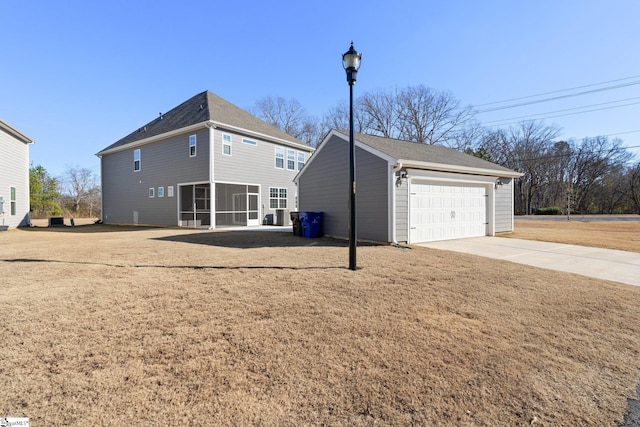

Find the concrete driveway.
xmin=419 ymin=237 xmax=640 ymax=287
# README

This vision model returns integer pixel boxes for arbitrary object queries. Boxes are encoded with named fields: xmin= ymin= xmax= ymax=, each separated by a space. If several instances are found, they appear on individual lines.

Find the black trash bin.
xmin=290 ymin=212 xmax=302 ymax=236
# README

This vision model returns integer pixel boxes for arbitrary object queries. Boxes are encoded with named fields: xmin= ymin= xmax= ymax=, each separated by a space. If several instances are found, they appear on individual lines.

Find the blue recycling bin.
xmin=299 ymin=212 xmax=323 ymax=238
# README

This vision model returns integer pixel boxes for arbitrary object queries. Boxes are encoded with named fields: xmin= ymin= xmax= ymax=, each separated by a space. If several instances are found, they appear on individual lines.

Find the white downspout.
xmin=390 ymin=162 xmax=403 ymax=245
xmin=207 ymin=122 xmax=216 ymax=229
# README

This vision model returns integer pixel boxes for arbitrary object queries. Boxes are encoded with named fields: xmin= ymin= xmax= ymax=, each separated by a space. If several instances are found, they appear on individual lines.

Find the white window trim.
xmin=158 ymin=187 xmax=164 ymax=198
xmin=189 ymin=135 xmax=197 ymax=157
xmin=269 ymin=186 xmax=287 ymax=210
xmin=222 ymin=134 xmax=232 ymax=156
xmin=149 ymin=187 xmax=155 ymax=198
xmin=134 ymin=149 xmax=141 ymax=172
xmin=297 ymin=151 xmax=305 ymax=171
xmin=242 ymin=138 xmax=257 ymax=146
xmin=168 ymin=186 xmax=174 ymax=197
xmin=287 ymin=149 xmax=295 ymax=171
xmin=275 ymin=146 xmax=285 ymax=169
xmin=10 ymin=186 xmax=16 ymax=216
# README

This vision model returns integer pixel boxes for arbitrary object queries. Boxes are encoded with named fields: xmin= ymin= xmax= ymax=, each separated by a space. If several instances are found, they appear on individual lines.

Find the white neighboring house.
xmin=0 ymin=119 xmax=34 ymax=229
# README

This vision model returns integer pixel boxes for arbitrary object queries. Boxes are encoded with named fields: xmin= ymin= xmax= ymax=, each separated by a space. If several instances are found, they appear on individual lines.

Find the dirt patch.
xmin=1 ymin=225 xmax=640 ymax=425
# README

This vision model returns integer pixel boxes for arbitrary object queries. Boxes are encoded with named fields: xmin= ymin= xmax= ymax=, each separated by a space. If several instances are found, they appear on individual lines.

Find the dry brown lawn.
xmin=1 ymin=221 xmax=640 ymax=426
xmin=508 ymin=218 xmax=640 ymax=253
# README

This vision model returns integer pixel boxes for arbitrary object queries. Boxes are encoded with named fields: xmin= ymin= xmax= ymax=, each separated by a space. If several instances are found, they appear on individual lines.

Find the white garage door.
xmin=410 ymin=181 xmax=488 ymax=243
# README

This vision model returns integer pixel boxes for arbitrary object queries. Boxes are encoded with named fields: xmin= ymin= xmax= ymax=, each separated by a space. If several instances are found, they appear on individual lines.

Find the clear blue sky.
xmin=2 ymin=0 xmax=640 ymax=178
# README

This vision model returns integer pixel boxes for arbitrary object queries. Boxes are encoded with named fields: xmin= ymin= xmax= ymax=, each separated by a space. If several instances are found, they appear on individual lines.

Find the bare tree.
xmin=569 ymin=136 xmax=632 ymax=213
xmin=359 ymin=88 xmax=400 ymax=138
xmin=320 ymin=85 xmax=474 ymax=147
xmin=625 ymin=162 xmax=640 ymax=214
xmin=396 ymin=85 xmax=474 ymax=145
xmin=449 ymin=120 xmax=486 ymax=152
xmin=62 ymin=166 xmax=100 ymax=216
xmin=250 ymin=96 xmax=323 ymax=146
xmin=475 ymin=121 xmax=560 ymax=214
xmin=319 ymin=99 xmax=371 ymax=143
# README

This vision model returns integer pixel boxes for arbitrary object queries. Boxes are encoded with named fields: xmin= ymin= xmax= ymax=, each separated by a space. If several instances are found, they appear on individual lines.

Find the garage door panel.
xmin=410 ymin=181 xmax=488 ymax=243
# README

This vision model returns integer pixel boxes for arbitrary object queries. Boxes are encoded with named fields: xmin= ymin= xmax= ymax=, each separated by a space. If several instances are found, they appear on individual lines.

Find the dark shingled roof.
xmin=99 ymin=91 xmax=307 ymax=153
xmin=348 ymin=132 xmax=518 ymax=174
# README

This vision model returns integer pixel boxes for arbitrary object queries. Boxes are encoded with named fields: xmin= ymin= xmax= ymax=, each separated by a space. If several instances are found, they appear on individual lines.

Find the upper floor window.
xmin=275 ymin=147 xmax=284 ymax=169
xmin=297 ymin=152 xmax=305 ymax=171
xmin=242 ymin=138 xmax=257 ymax=146
xmin=149 ymin=187 xmax=155 ymax=198
xmin=287 ymin=149 xmax=295 ymax=170
xmin=167 ymin=186 xmax=175 ymax=197
xmin=134 ymin=149 xmax=141 ymax=171
xmin=158 ymin=187 xmax=164 ymax=198
xmin=223 ymin=134 xmax=232 ymax=156
xmin=189 ymin=135 xmax=197 ymax=157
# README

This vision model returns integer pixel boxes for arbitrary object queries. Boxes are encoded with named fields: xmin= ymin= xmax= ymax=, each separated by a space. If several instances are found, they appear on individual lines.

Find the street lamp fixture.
xmin=342 ymin=42 xmax=361 ymax=271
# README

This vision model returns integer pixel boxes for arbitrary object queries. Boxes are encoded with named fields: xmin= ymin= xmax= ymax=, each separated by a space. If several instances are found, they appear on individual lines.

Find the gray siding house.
xmin=97 ymin=91 xmax=314 ymax=228
xmin=296 ymin=130 xmax=522 ymax=244
xmin=0 ymin=120 xmax=33 ymax=229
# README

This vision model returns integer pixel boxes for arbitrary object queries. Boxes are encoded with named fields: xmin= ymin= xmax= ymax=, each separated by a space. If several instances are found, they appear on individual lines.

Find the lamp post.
xmin=342 ymin=42 xmax=361 ymax=271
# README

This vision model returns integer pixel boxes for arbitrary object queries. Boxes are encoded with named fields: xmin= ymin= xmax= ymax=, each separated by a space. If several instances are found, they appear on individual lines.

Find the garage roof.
xmin=349 ymin=132 xmax=521 ymax=177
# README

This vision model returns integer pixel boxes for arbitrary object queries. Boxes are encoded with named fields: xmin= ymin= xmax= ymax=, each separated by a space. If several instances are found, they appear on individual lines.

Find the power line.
xmin=483 ymin=96 xmax=640 ymax=125
xmin=483 ymin=100 xmax=640 ymax=127
xmin=475 ymin=80 xmax=640 ymax=114
xmin=472 ymin=74 xmax=640 ymax=108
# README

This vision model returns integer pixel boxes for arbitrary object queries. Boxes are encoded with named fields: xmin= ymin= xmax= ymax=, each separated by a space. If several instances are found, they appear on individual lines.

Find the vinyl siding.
xmin=298 ymin=134 xmax=388 ymax=242
xmin=213 ymin=128 xmax=312 ymax=222
xmin=495 ymin=178 xmax=514 ymax=232
xmin=0 ymin=130 xmax=30 ymax=228
xmin=394 ymin=176 xmax=409 ymax=242
xmin=101 ymin=128 xmax=210 ymax=225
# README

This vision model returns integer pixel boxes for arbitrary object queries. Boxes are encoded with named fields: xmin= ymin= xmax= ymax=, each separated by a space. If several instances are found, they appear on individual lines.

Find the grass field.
xmin=509 ymin=218 xmax=640 ymax=253
xmin=1 ymin=220 xmax=639 ymax=426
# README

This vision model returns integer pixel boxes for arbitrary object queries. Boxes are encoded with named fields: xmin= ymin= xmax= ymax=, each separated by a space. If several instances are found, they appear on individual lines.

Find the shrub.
xmin=535 ymin=206 xmax=564 ymax=215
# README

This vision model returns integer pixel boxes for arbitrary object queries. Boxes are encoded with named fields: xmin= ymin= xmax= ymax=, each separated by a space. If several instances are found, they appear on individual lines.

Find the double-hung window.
xmin=189 ymin=135 xmax=197 ymax=157
xmin=134 ymin=149 xmax=141 ymax=171
xmin=10 ymin=187 xmax=16 ymax=215
xmin=222 ymin=134 xmax=231 ymax=155
xmin=269 ymin=187 xmax=287 ymax=209
xmin=149 ymin=187 xmax=155 ymax=198
xmin=275 ymin=147 xmax=284 ymax=169
xmin=297 ymin=152 xmax=305 ymax=171
xmin=287 ymin=149 xmax=295 ymax=170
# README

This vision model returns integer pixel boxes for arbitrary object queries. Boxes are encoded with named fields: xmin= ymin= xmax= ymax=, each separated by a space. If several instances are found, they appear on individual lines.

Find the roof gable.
xmin=349 ymin=132 xmax=520 ymax=176
xmin=98 ymin=91 xmax=309 ymax=154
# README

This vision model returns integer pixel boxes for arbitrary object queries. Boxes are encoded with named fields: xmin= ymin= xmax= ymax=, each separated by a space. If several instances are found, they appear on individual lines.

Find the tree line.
xmin=30 ymin=165 xmax=100 ymax=218
xmin=250 ymin=85 xmax=640 ymax=215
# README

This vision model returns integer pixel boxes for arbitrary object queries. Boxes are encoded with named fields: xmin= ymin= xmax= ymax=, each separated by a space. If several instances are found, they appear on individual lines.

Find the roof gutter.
xmin=398 ymin=159 xmax=524 ymax=178
xmin=96 ymin=121 xmax=210 ymax=157
xmin=96 ymin=120 xmax=315 ymax=158
xmin=0 ymin=119 xmax=34 ymax=144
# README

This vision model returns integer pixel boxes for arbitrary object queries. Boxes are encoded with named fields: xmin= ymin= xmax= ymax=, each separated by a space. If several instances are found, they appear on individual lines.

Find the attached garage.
xmin=296 ymin=131 xmax=523 ymax=244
